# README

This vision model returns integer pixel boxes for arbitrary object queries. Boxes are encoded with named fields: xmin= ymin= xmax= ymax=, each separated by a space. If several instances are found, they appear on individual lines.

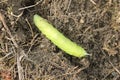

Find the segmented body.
xmin=33 ymin=14 xmax=87 ymax=57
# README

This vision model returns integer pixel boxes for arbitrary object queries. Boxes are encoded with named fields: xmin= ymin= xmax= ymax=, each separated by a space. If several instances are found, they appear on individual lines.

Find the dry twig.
xmin=90 ymin=0 xmax=96 ymax=5
xmin=109 ymin=60 xmax=120 ymax=75
xmin=0 ymin=12 xmax=18 ymax=48
xmin=18 ymin=0 xmax=42 ymax=10
xmin=0 ymin=12 xmax=25 ymax=80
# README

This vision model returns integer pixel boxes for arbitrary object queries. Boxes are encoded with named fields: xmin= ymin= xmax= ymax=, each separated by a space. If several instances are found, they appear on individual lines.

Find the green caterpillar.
xmin=33 ymin=14 xmax=88 ymax=58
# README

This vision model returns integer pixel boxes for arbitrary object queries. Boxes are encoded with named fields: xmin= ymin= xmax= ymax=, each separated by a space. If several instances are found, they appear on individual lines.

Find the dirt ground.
xmin=0 ymin=0 xmax=120 ymax=80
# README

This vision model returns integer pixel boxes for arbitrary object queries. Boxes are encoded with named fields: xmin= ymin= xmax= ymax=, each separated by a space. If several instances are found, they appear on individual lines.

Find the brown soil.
xmin=0 ymin=0 xmax=120 ymax=80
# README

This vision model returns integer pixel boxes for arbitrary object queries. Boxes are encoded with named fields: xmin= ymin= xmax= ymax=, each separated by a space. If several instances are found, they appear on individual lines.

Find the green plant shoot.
xmin=33 ymin=14 xmax=88 ymax=58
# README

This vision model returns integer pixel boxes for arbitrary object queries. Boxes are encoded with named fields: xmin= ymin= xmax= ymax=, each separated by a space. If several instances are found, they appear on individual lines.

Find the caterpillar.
xmin=33 ymin=14 xmax=88 ymax=58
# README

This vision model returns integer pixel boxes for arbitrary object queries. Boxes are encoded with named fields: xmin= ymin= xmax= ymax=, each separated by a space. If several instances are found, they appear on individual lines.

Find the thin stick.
xmin=25 ymin=18 xmax=34 ymax=37
xmin=18 ymin=0 xmax=42 ymax=10
xmin=90 ymin=0 xmax=96 ymax=5
xmin=16 ymin=50 xmax=25 ymax=80
xmin=0 ymin=12 xmax=25 ymax=80
xmin=109 ymin=60 xmax=120 ymax=75
xmin=0 ymin=12 xmax=18 ymax=48
xmin=26 ymin=33 xmax=39 ymax=54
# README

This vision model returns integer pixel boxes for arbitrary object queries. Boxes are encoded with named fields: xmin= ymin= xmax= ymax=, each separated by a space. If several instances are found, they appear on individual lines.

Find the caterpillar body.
xmin=33 ymin=14 xmax=88 ymax=58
